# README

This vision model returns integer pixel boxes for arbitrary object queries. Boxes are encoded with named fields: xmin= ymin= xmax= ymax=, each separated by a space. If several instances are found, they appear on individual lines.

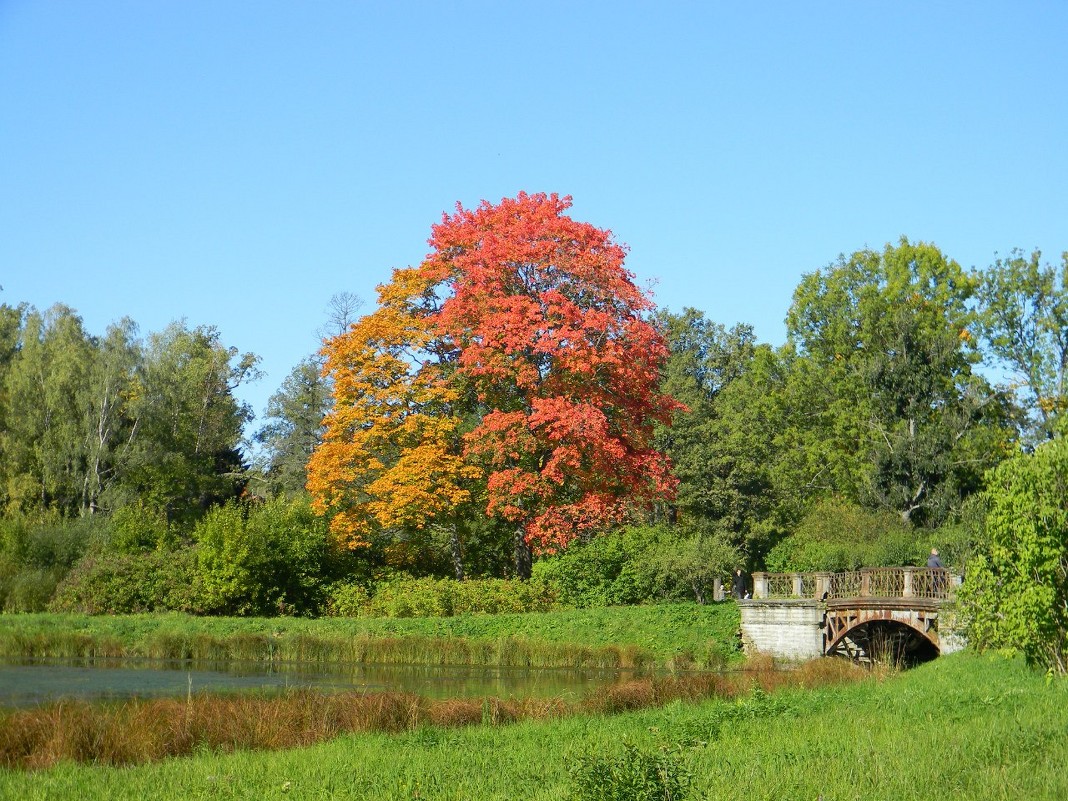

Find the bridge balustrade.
xmin=751 ymin=567 xmax=956 ymax=601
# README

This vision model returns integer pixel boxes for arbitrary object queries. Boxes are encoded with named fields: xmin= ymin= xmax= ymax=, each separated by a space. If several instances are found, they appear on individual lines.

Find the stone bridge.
xmin=737 ymin=568 xmax=964 ymax=663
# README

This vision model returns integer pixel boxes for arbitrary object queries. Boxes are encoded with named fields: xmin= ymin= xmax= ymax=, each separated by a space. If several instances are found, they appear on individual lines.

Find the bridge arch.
xmin=825 ymin=615 xmax=939 ymax=665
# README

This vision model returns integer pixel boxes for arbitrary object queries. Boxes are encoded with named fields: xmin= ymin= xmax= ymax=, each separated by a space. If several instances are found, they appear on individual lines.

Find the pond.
xmin=0 ymin=658 xmax=644 ymax=708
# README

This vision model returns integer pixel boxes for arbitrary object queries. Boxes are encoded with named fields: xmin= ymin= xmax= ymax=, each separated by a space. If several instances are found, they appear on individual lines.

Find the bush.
xmin=49 ymin=548 xmax=200 ymax=614
xmin=0 ymin=567 xmax=66 ymax=612
xmin=107 ymin=503 xmax=176 ymax=553
xmin=0 ymin=515 xmax=108 ymax=612
xmin=642 ymin=524 xmax=739 ymax=604
xmin=765 ymin=498 xmax=926 ymax=572
xmin=323 ymin=580 xmax=371 ymax=617
xmin=532 ymin=524 xmax=738 ymax=607
xmin=532 ymin=526 xmax=658 ymax=608
xmin=330 ymin=576 xmax=559 ymax=618
xmin=0 ymin=514 xmax=99 ymax=571
xmin=960 ymin=438 xmax=1068 ymax=674
xmin=193 ymin=496 xmax=331 ymax=616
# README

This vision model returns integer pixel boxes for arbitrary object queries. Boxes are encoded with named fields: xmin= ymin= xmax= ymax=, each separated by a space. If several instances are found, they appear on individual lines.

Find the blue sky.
xmin=2 ymin=2 xmax=1066 ymax=432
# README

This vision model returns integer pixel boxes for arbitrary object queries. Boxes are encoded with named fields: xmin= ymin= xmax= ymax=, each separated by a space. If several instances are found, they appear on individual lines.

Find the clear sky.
xmin=2 ymin=2 xmax=1066 ymax=432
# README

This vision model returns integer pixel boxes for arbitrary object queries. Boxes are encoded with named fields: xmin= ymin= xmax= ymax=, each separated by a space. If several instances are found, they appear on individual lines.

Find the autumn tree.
xmin=308 ymin=264 xmax=481 ymax=579
xmin=310 ymin=193 xmax=679 ymax=578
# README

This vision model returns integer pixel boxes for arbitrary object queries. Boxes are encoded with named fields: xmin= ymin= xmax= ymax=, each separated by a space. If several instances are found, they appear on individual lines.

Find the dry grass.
xmin=0 ymin=657 xmax=871 ymax=771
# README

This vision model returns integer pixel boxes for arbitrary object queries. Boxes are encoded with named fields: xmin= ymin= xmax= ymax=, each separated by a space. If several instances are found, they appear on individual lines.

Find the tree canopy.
xmin=308 ymin=193 xmax=680 ymax=576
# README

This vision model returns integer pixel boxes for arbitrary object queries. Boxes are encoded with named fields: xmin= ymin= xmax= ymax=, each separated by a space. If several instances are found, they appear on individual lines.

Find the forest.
xmin=1 ymin=194 xmax=1065 ymax=669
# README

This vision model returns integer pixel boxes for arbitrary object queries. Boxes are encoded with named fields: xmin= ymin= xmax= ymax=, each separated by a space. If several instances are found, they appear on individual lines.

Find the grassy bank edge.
xmin=0 ymin=603 xmax=741 ymax=670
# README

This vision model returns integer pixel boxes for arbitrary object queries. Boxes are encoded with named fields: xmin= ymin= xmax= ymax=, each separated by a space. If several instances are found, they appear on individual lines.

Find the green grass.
xmin=0 ymin=603 xmax=740 ymax=669
xmin=1 ymin=653 xmax=1063 ymax=800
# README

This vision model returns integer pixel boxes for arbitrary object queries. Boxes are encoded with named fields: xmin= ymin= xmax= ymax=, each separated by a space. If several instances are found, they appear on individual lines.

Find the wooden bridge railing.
xmin=751 ymin=567 xmax=959 ymax=601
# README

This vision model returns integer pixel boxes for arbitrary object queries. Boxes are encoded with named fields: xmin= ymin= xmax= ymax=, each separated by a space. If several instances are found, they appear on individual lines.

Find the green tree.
xmin=121 ymin=322 xmax=259 ymax=522
xmin=961 ymin=438 xmax=1068 ymax=674
xmin=81 ymin=318 xmax=141 ymax=514
xmin=1 ymin=305 xmax=95 ymax=514
xmin=0 ymin=307 xmax=141 ymax=518
xmin=254 ymin=357 xmax=331 ymax=498
xmin=654 ymin=309 xmax=761 ymax=528
xmin=252 ymin=293 xmax=363 ymax=499
xmin=0 ymin=303 xmax=27 ymax=507
xmin=975 ymin=248 xmax=1068 ymax=444
xmin=786 ymin=239 xmax=1010 ymax=526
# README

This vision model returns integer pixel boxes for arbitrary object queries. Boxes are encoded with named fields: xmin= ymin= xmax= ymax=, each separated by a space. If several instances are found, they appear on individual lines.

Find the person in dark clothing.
xmin=927 ymin=548 xmax=946 ymax=594
xmin=732 ymin=568 xmax=747 ymax=600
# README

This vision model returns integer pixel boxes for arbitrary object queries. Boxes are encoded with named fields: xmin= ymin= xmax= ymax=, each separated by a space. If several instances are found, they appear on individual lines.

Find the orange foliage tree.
xmin=308 ymin=192 xmax=679 ymax=578
xmin=306 ymin=265 xmax=481 ymax=577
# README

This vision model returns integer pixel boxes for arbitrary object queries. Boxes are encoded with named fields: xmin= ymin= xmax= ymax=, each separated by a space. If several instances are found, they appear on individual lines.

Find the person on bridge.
xmin=927 ymin=548 xmax=944 ymax=569
xmin=732 ymin=568 xmax=748 ymax=600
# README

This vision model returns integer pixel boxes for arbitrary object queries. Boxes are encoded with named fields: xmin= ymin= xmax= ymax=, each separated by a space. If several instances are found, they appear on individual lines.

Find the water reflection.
xmin=0 ymin=658 xmax=644 ymax=708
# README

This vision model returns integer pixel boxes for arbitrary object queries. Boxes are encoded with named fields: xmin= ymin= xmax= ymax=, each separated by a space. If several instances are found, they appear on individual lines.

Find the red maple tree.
xmin=310 ymin=192 xmax=679 ymax=577
xmin=427 ymin=192 xmax=679 ymax=573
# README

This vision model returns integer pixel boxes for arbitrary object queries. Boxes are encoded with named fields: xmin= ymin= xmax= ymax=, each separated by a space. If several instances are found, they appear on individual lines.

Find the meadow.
xmin=0 ymin=652 xmax=1062 ymax=800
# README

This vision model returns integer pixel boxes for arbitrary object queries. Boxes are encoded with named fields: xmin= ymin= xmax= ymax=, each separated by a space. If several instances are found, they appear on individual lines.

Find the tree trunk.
xmin=449 ymin=521 xmax=465 ymax=582
xmin=691 ymin=580 xmax=706 ymax=605
xmin=513 ymin=527 xmax=532 ymax=580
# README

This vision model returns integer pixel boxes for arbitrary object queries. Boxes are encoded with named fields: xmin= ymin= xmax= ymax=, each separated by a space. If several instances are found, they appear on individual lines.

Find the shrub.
xmin=193 ymin=496 xmax=331 ymax=616
xmin=340 ymin=576 xmax=559 ymax=618
xmin=1 ymin=567 xmax=66 ymax=612
xmin=323 ymin=581 xmax=371 ymax=617
xmin=532 ymin=526 xmax=659 ymax=607
xmin=642 ymin=524 xmax=738 ymax=604
xmin=531 ymin=524 xmax=739 ymax=607
xmin=0 ymin=515 xmax=108 ymax=612
xmin=107 ymin=504 xmax=176 ymax=554
xmin=0 ymin=514 xmax=99 ymax=572
xmin=49 ymin=548 xmax=200 ymax=614
xmin=960 ymin=438 xmax=1068 ymax=674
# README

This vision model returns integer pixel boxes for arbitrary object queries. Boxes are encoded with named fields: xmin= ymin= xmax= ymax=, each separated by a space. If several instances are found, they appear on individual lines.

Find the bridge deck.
xmin=751 ymin=567 xmax=959 ymax=603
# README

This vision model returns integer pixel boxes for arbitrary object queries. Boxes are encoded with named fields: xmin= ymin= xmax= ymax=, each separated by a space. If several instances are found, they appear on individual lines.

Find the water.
xmin=0 ymin=658 xmax=641 ymax=708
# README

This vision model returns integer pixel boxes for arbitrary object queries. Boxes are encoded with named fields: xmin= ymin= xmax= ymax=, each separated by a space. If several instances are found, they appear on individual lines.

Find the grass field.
xmin=0 ymin=653 xmax=1062 ymax=800
xmin=0 ymin=603 xmax=741 ymax=669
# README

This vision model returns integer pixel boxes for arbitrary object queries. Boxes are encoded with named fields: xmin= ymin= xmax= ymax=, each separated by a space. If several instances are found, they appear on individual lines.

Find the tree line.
xmin=1 ymin=194 xmax=1066 ymax=672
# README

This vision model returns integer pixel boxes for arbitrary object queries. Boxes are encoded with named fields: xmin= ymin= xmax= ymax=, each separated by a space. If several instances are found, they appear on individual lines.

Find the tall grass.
xmin=1 ymin=654 xmax=1064 ymax=800
xmin=0 ymin=603 xmax=740 ymax=669
xmin=0 ymin=656 xmax=865 ymax=770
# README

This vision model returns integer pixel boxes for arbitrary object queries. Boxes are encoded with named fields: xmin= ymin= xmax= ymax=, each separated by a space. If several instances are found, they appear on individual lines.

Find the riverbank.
xmin=0 ymin=656 xmax=860 ymax=770
xmin=1 ymin=653 xmax=1062 ymax=799
xmin=0 ymin=603 xmax=740 ymax=670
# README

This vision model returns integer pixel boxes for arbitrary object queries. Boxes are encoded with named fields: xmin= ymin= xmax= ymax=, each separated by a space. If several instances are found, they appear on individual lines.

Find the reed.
xmin=0 ymin=628 xmax=664 ymax=671
xmin=0 ymin=603 xmax=741 ymax=669
xmin=0 ymin=656 xmax=867 ymax=770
